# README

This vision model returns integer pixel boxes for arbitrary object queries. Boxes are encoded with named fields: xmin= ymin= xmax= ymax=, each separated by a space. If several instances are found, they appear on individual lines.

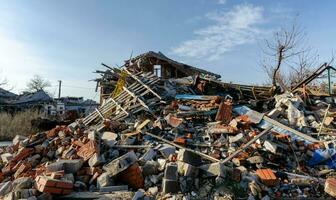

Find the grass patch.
xmin=0 ymin=110 xmax=42 ymax=140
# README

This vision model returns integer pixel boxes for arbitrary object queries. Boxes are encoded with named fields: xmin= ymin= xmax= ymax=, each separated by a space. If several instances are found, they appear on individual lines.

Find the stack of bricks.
xmin=35 ymin=176 xmax=73 ymax=195
xmin=256 ymin=169 xmax=278 ymax=187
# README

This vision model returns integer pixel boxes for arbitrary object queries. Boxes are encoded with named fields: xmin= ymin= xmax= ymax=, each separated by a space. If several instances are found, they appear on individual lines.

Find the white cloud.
xmin=172 ymin=4 xmax=268 ymax=61
xmin=218 ymin=0 xmax=227 ymax=5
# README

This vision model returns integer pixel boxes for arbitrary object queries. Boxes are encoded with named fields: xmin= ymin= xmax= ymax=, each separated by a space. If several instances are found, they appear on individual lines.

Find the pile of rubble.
xmin=1 ymin=52 xmax=336 ymax=200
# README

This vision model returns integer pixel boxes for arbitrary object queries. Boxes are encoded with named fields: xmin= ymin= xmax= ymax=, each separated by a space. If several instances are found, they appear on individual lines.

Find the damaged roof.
xmin=125 ymin=51 xmax=221 ymax=79
xmin=11 ymin=90 xmax=52 ymax=105
xmin=0 ymin=88 xmax=17 ymax=98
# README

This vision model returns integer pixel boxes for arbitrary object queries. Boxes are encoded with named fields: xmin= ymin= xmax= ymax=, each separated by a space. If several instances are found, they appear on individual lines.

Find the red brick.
xmin=165 ymin=114 xmax=183 ymax=127
xmin=76 ymin=140 xmax=98 ymax=161
xmin=174 ymin=137 xmax=186 ymax=145
xmin=215 ymin=100 xmax=232 ymax=124
xmin=56 ymin=181 xmax=73 ymax=189
xmin=72 ymin=140 xmax=85 ymax=147
xmin=14 ymin=162 xmax=31 ymax=179
xmin=118 ymin=162 xmax=144 ymax=189
xmin=325 ymin=178 xmax=336 ymax=198
xmin=12 ymin=148 xmax=34 ymax=162
xmin=43 ymin=187 xmax=62 ymax=194
xmin=256 ymin=169 xmax=278 ymax=187
xmin=35 ymin=176 xmax=73 ymax=194
xmin=2 ymin=161 xmax=16 ymax=175
xmin=49 ymin=171 xmax=65 ymax=179
xmin=62 ymin=189 xmax=73 ymax=195
xmin=236 ymin=115 xmax=249 ymax=122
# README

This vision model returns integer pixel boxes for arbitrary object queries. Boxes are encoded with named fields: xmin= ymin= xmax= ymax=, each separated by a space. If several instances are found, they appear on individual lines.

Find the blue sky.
xmin=0 ymin=0 xmax=336 ymax=100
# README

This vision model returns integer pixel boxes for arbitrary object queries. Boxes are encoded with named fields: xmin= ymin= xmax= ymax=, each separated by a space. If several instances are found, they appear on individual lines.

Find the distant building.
xmin=0 ymin=88 xmax=98 ymax=118
xmin=0 ymin=90 xmax=52 ymax=112
xmin=0 ymin=88 xmax=17 ymax=104
xmin=47 ymin=96 xmax=98 ymax=118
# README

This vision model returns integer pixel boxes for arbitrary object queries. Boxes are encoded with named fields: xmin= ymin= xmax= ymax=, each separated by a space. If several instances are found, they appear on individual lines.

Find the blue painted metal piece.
xmin=175 ymin=94 xmax=218 ymax=101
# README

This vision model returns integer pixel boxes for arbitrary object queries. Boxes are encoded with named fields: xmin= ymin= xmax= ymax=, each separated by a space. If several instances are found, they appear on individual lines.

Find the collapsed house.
xmin=1 ymin=52 xmax=336 ymax=199
xmin=95 ymin=51 xmax=277 ymax=104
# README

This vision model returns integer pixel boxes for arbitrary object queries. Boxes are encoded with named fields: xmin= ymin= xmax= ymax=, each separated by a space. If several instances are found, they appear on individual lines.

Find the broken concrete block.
xmin=247 ymin=156 xmax=264 ymax=164
xmin=140 ymin=148 xmax=156 ymax=162
xmin=97 ymin=172 xmax=113 ymax=188
xmin=199 ymin=163 xmax=227 ymax=178
xmin=36 ymin=192 xmax=52 ymax=200
xmin=16 ymin=188 xmax=37 ymax=199
xmin=0 ymin=181 xmax=12 ymax=197
xmin=101 ymin=132 xmax=118 ymax=147
xmin=229 ymin=133 xmax=244 ymax=143
xmin=63 ymin=174 xmax=75 ymax=184
xmin=132 ymin=189 xmax=144 ymax=200
xmin=103 ymin=151 xmax=138 ymax=177
xmin=88 ymin=131 xmax=98 ymax=141
xmin=12 ymin=177 xmax=33 ymax=191
xmin=12 ymin=135 xmax=27 ymax=146
xmin=148 ymin=174 xmax=161 ymax=184
xmin=263 ymin=141 xmax=278 ymax=154
xmin=147 ymin=186 xmax=158 ymax=196
xmin=177 ymin=161 xmax=199 ymax=177
xmin=142 ymin=160 xmax=160 ymax=176
xmin=1 ymin=153 xmax=13 ymax=163
xmin=177 ymin=149 xmax=202 ymax=166
xmin=74 ymin=181 xmax=87 ymax=191
xmin=164 ymin=163 xmax=178 ymax=181
xmin=55 ymin=146 xmax=64 ymax=156
xmin=67 ymin=121 xmax=78 ymax=132
xmin=161 ymin=178 xmax=179 ymax=194
xmin=157 ymin=158 xmax=166 ymax=171
xmin=99 ymin=185 xmax=128 ymax=192
xmin=27 ymin=154 xmax=41 ymax=167
xmin=88 ymin=153 xmax=104 ymax=167
xmin=3 ymin=192 xmax=14 ymax=200
xmin=46 ymin=159 xmax=83 ymax=174
xmin=158 ymin=144 xmax=176 ymax=158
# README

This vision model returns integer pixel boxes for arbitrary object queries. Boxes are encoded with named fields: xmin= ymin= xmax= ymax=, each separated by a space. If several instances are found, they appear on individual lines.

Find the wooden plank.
xmin=124 ymin=69 xmax=162 ymax=100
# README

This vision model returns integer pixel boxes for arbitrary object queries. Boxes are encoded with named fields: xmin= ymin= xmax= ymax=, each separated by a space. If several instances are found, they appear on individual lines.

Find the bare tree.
xmin=262 ymin=23 xmax=307 ymax=90
xmin=288 ymin=49 xmax=319 ymax=86
xmin=26 ymin=75 xmax=51 ymax=92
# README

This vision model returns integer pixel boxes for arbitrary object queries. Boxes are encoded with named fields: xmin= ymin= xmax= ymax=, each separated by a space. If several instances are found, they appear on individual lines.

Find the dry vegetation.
xmin=0 ymin=110 xmax=42 ymax=140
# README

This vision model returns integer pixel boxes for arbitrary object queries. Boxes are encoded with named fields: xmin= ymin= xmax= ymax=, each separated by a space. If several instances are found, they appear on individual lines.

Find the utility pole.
xmin=58 ymin=80 xmax=62 ymax=98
